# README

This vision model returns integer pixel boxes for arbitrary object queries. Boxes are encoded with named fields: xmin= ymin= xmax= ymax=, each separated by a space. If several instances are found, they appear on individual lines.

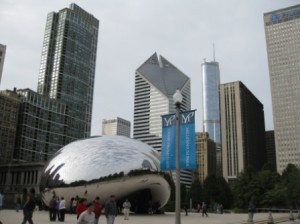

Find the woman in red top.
xmin=76 ymin=198 xmax=87 ymax=219
xmin=93 ymin=196 xmax=103 ymax=224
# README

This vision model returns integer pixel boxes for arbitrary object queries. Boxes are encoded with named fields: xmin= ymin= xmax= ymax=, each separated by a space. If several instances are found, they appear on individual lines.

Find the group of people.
xmin=195 ymin=202 xmax=208 ymax=217
xmin=48 ymin=196 xmax=66 ymax=221
xmin=47 ymin=194 xmax=131 ymax=224
xmin=212 ymin=203 xmax=224 ymax=214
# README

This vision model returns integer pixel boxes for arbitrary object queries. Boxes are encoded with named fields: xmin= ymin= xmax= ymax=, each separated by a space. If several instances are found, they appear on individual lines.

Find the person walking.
xmin=59 ymin=197 xmax=66 ymax=222
xmin=16 ymin=196 xmax=21 ymax=212
xmin=49 ymin=196 xmax=57 ymax=221
xmin=105 ymin=195 xmax=118 ymax=224
xmin=202 ymin=202 xmax=208 ymax=217
xmin=76 ymin=198 xmax=87 ymax=219
xmin=71 ymin=197 xmax=78 ymax=214
xmin=184 ymin=204 xmax=188 ymax=216
xmin=248 ymin=202 xmax=256 ymax=223
xmin=55 ymin=196 xmax=60 ymax=221
xmin=77 ymin=202 xmax=95 ymax=224
xmin=122 ymin=198 xmax=131 ymax=220
xmin=21 ymin=190 xmax=36 ymax=224
xmin=0 ymin=191 xmax=3 ymax=210
xmin=93 ymin=197 xmax=103 ymax=224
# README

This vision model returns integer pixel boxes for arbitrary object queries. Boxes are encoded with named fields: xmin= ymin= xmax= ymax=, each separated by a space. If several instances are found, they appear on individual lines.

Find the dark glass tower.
xmin=37 ymin=3 xmax=99 ymax=140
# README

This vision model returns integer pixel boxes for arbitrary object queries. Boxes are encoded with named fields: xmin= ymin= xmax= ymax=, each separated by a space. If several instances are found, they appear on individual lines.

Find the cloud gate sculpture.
xmin=40 ymin=135 xmax=171 ymax=213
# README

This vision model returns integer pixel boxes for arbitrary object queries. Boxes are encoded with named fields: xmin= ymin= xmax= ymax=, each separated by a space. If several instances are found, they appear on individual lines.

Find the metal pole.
xmin=175 ymin=103 xmax=181 ymax=224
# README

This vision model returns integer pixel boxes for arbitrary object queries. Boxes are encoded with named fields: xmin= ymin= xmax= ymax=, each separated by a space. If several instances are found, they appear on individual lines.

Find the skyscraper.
xmin=195 ymin=132 xmax=216 ymax=184
xmin=133 ymin=52 xmax=192 ymax=187
xmin=201 ymin=60 xmax=221 ymax=174
xmin=102 ymin=117 xmax=131 ymax=138
xmin=133 ymin=53 xmax=191 ymax=150
xmin=0 ymin=44 xmax=6 ymax=85
xmin=265 ymin=130 xmax=276 ymax=171
xmin=220 ymin=81 xmax=266 ymax=183
xmin=14 ymin=89 xmax=67 ymax=162
xmin=264 ymin=4 xmax=300 ymax=173
xmin=0 ymin=89 xmax=19 ymax=164
xmin=37 ymin=3 xmax=99 ymax=140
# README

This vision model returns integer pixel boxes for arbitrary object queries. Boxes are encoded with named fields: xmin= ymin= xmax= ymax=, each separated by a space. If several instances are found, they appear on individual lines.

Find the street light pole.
xmin=173 ymin=89 xmax=182 ymax=224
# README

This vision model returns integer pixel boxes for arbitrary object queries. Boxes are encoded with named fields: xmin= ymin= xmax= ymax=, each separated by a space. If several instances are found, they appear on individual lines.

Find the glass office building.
xmin=201 ymin=61 xmax=221 ymax=147
xmin=264 ymin=4 xmax=300 ymax=173
xmin=201 ymin=61 xmax=221 ymax=174
xmin=15 ymin=89 xmax=67 ymax=162
xmin=37 ymin=3 xmax=99 ymax=140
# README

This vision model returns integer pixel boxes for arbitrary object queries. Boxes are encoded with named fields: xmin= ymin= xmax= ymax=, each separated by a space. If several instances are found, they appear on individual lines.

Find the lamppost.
xmin=173 ymin=89 xmax=182 ymax=224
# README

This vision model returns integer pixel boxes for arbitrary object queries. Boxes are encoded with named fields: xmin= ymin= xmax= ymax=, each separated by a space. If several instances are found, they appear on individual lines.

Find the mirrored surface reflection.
xmin=40 ymin=135 xmax=171 ymax=213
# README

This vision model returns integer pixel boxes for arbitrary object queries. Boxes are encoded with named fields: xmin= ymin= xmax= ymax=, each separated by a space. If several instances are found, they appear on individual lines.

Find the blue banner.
xmin=179 ymin=110 xmax=196 ymax=169
xmin=161 ymin=110 xmax=196 ymax=170
xmin=160 ymin=114 xmax=176 ymax=170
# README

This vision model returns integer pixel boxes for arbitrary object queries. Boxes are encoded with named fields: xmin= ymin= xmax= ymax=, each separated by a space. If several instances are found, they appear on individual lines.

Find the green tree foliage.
xmin=281 ymin=164 xmax=300 ymax=208
xmin=203 ymin=175 xmax=233 ymax=209
xmin=187 ymin=179 xmax=203 ymax=208
xmin=233 ymin=168 xmax=259 ymax=209
xmin=233 ymin=164 xmax=300 ymax=209
xmin=181 ymin=183 xmax=187 ymax=205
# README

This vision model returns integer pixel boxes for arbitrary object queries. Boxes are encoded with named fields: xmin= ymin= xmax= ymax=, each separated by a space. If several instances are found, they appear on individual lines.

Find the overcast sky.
xmin=1 ymin=0 xmax=299 ymax=136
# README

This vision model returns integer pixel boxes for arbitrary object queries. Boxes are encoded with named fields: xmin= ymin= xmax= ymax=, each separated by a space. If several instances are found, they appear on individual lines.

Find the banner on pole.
xmin=161 ymin=110 xmax=196 ymax=170
xmin=160 ymin=114 xmax=176 ymax=170
xmin=179 ymin=110 xmax=196 ymax=169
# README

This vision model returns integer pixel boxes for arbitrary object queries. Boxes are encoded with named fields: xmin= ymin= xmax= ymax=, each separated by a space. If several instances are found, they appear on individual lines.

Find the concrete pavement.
xmin=0 ymin=209 xmax=299 ymax=224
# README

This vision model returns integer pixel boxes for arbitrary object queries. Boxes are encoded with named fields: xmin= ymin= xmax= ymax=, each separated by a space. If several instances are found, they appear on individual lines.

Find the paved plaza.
xmin=0 ymin=209 xmax=299 ymax=224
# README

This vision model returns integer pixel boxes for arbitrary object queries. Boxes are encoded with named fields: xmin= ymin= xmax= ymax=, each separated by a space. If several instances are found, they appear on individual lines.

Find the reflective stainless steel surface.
xmin=40 ymin=135 xmax=171 ymax=210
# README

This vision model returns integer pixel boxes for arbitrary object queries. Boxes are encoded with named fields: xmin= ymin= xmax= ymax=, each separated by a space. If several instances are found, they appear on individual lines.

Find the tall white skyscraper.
xmin=201 ymin=60 xmax=221 ymax=174
xmin=0 ymin=44 xmax=6 ymax=86
xmin=264 ymin=4 xmax=300 ymax=173
xmin=102 ymin=117 xmax=131 ymax=138
xmin=133 ymin=52 xmax=192 ymax=187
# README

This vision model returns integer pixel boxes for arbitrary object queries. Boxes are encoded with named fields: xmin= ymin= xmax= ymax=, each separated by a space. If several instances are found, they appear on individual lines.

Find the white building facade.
xmin=133 ymin=53 xmax=193 ymax=187
xmin=102 ymin=117 xmax=131 ymax=138
xmin=264 ymin=4 xmax=300 ymax=173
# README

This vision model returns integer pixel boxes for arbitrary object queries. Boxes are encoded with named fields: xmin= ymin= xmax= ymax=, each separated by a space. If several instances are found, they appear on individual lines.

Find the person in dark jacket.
xmin=248 ymin=202 xmax=256 ymax=222
xmin=105 ymin=195 xmax=118 ymax=224
xmin=49 ymin=195 xmax=57 ymax=221
xmin=21 ymin=190 xmax=36 ymax=224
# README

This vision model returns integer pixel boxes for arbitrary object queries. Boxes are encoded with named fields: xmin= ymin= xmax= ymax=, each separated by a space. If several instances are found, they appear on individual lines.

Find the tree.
xmin=203 ymin=175 xmax=233 ymax=209
xmin=187 ymin=179 xmax=202 ymax=208
xmin=281 ymin=164 xmax=300 ymax=208
xmin=233 ymin=168 xmax=259 ymax=209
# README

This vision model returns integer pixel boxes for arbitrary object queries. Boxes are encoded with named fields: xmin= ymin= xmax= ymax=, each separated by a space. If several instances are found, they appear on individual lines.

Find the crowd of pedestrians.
xmin=46 ymin=194 xmax=123 ymax=224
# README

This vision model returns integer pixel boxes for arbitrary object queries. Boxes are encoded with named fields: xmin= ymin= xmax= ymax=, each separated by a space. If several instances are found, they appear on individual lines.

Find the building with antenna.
xmin=0 ymin=44 xmax=6 ymax=86
xmin=201 ymin=54 xmax=221 ymax=175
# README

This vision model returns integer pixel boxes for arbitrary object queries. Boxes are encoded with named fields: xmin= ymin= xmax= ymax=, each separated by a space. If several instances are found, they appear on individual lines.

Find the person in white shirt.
xmin=59 ymin=197 xmax=66 ymax=221
xmin=122 ymin=198 xmax=131 ymax=220
xmin=78 ymin=202 xmax=95 ymax=224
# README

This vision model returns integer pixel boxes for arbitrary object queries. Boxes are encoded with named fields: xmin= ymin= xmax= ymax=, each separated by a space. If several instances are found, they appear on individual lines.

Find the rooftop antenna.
xmin=213 ymin=43 xmax=216 ymax=62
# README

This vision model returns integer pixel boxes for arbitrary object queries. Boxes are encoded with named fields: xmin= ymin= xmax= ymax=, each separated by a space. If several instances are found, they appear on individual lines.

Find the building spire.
xmin=213 ymin=43 xmax=215 ymax=62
